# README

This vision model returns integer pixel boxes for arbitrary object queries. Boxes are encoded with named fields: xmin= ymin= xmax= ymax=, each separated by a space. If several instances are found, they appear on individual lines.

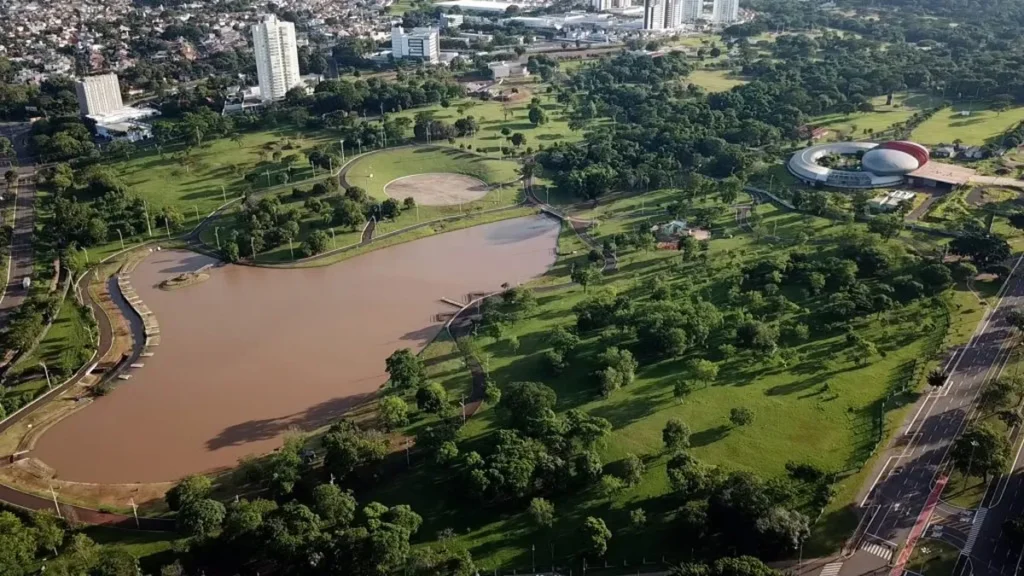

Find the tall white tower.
xmin=681 ymin=0 xmax=704 ymax=22
xmin=712 ymin=0 xmax=739 ymax=24
xmin=251 ymin=15 xmax=302 ymax=101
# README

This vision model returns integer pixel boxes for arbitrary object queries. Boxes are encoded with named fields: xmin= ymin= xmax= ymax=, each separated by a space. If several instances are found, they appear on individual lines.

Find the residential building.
xmin=712 ymin=0 xmax=738 ymax=24
xmin=251 ymin=14 xmax=302 ymax=101
xmin=391 ymin=26 xmax=440 ymax=63
xmin=643 ymin=0 xmax=683 ymax=29
xmin=681 ymin=0 xmax=704 ymax=22
xmin=75 ymin=73 xmax=123 ymax=116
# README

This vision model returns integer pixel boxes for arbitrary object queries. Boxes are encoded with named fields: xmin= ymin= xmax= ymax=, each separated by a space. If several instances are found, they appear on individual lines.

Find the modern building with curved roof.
xmin=788 ymin=141 xmax=930 ymax=189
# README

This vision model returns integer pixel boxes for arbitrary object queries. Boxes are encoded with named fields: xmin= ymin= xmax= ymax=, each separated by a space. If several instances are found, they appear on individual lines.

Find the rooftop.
xmin=907 ymin=161 xmax=977 ymax=185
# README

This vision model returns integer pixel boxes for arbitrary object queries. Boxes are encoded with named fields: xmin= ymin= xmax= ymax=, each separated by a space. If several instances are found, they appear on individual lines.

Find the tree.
xmin=0 ymin=511 xmax=36 ymax=576
xmin=1007 ymin=308 xmax=1024 ymax=332
xmin=621 ymin=453 xmax=646 ymax=486
xmin=597 ymin=347 xmax=637 ymax=387
xmin=691 ymin=359 xmax=719 ymax=388
xmin=867 ymin=215 xmax=903 ymax=239
xmin=301 ymin=229 xmax=330 ymax=257
xmin=582 ymin=517 xmax=612 ymax=557
xmin=386 ymin=348 xmax=425 ymax=389
xmin=666 ymin=451 xmax=709 ymax=497
xmin=499 ymin=381 xmax=557 ymax=435
xmin=571 ymin=264 xmax=602 ymax=292
xmin=378 ymin=395 xmax=410 ymax=430
xmin=32 ymin=513 xmax=64 ymax=556
xmin=528 ymin=105 xmax=548 ymax=126
xmin=528 ymin=497 xmax=554 ymax=528
xmin=674 ymin=379 xmax=694 ymax=403
xmin=730 ymin=407 xmax=754 ymax=428
xmin=952 ymin=425 xmax=1010 ymax=481
xmin=979 ymin=379 xmax=1015 ymax=413
xmin=927 ymin=369 xmax=949 ymax=389
xmin=166 ymin=474 xmax=213 ymax=511
xmin=0 ymin=136 xmax=14 ymax=160
xmin=416 ymin=382 xmax=449 ymax=414
xmin=312 ymin=484 xmax=357 ymax=528
xmin=93 ymin=547 xmax=140 ymax=576
xmin=177 ymin=498 xmax=226 ymax=538
xmin=663 ymin=418 xmax=692 ymax=450
xmin=630 ymin=508 xmax=647 ymax=528
xmin=4 ymin=170 xmax=15 ymax=187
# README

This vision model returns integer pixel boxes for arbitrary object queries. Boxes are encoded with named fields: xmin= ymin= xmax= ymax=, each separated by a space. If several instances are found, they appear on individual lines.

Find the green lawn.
xmin=388 ymin=90 xmax=586 ymax=155
xmin=686 ymin=69 xmax=748 ymax=93
xmin=363 ymin=193 xmax=970 ymax=569
xmin=810 ymin=93 xmax=945 ymax=140
xmin=111 ymin=128 xmax=341 ymax=217
xmin=906 ymin=538 xmax=960 ymax=576
xmin=344 ymin=146 xmax=521 ymax=200
xmin=202 ymin=146 xmax=528 ymax=264
xmin=912 ymin=104 xmax=1024 ymax=145
xmin=2 ymin=296 xmax=96 ymax=414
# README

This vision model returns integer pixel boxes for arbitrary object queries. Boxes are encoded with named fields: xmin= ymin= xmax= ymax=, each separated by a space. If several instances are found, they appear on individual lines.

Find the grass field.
xmin=810 ymin=94 xmax=945 ymax=140
xmin=912 ymin=104 xmax=1024 ymax=146
xmin=111 ymin=128 xmax=340 ymax=217
xmin=344 ymin=146 xmax=521 ymax=200
xmin=388 ymin=88 xmax=586 ymax=155
xmin=2 ymin=295 xmax=96 ymax=414
xmin=686 ymin=69 xmax=748 ymax=93
xmin=201 ymin=147 xmax=527 ymax=264
xmin=907 ymin=538 xmax=960 ymax=576
xmin=362 ymin=191 xmax=976 ymax=569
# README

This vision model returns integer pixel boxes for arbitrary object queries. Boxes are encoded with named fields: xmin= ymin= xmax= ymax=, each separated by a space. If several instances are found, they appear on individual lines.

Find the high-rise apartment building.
xmin=712 ymin=0 xmax=739 ymax=23
xmin=644 ymin=0 xmax=685 ymax=29
xmin=681 ymin=0 xmax=704 ymax=22
xmin=391 ymin=26 xmax=440 ymax=64
xmin=251 ymin=15 xmax=302 ymax=101
xmin=75 ymin=73 xmax=124 ymax=116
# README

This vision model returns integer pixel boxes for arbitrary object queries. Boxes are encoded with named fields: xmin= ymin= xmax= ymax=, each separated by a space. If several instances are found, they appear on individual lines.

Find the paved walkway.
xmin=0 ymin=270 xmax=173 ymax=532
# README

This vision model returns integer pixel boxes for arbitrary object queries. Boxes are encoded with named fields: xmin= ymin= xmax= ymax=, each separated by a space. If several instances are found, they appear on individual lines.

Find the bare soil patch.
xmin=384 ymin=173 xmax=490 ymax=206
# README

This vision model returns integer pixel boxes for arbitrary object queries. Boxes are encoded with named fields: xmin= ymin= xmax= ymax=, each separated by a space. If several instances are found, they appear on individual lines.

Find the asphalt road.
xmin=840 ymin=258 xmax=1024 ymax=576
xmin=959 ymin=433 xmax=1024 ymax=576
xmin=0 ymin=167 xmax=37 ymax=327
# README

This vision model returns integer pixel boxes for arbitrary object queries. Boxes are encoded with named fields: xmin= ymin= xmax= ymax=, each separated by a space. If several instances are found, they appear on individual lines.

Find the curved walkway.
xmin=0 ymin=268 xmax=173 ymax=531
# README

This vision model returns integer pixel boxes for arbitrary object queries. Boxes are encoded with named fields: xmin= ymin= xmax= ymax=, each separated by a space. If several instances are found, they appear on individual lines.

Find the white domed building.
xmin=788 ymin=140 xmax=932 ymax=189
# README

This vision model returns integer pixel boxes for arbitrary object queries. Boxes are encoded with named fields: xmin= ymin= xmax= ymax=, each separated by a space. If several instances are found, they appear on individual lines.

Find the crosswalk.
xmin=818 ymin=562 xmax=844 ymax=576
xmin=963 ymin=507 xmax=987 ymax=555
xmin=861 ymin=542 xmax=894 ymax=561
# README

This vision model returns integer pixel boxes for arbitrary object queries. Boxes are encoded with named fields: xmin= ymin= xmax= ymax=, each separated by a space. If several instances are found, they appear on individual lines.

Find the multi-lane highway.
xmin=840 ymin=256 xmax=1024 ymax=576
xmin=0 ymin=166 xmax=37 ymax=327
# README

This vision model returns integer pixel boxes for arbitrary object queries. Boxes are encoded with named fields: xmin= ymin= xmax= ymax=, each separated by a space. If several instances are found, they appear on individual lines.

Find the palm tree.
xmin=927 ymin=369 xmax=949 ymax=389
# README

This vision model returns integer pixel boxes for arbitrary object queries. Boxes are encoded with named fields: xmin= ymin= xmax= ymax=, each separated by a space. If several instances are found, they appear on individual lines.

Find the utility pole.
xmin=39 ymin=362 xmax=51 ymax=389
xmin=144 ymin=200 xmax=153 ymax=236
xmin=49 ymin=485 xmax=62 ymax=519
xmin=130 ymin=498 xmax=140 ymax=529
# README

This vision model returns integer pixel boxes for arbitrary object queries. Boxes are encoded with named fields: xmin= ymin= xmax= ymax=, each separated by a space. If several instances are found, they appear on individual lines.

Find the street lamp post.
xmin=967 ymin=440 xmax=980 ymax=481
xmin=193 ymin=205 xmax=200 ymax=223
xmin=339 ymin=139 xmax=345 ymax=164
xmin=214 ymin=227 xmax=221 ymax=249
xmin=251 ymin=237 xmax=257 ymax=261
xmin=116 ymin=229 xmax=124 ymax=251
xmin=221 ymin=185 xmax=227 ymax=203
xmin=39 ymin=362 xmax=51 ymax=390
xmin=143 ymin=200 xmax=153 ymax=236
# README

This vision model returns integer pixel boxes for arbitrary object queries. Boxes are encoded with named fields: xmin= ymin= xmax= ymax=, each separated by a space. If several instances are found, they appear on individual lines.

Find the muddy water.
xmin=34 ymin=215 xmax=560 ymax=483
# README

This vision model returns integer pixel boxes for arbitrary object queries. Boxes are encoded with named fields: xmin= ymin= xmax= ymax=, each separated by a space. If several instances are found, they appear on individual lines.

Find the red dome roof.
xmin=877 ymin=141 xmax=929 ymax=168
